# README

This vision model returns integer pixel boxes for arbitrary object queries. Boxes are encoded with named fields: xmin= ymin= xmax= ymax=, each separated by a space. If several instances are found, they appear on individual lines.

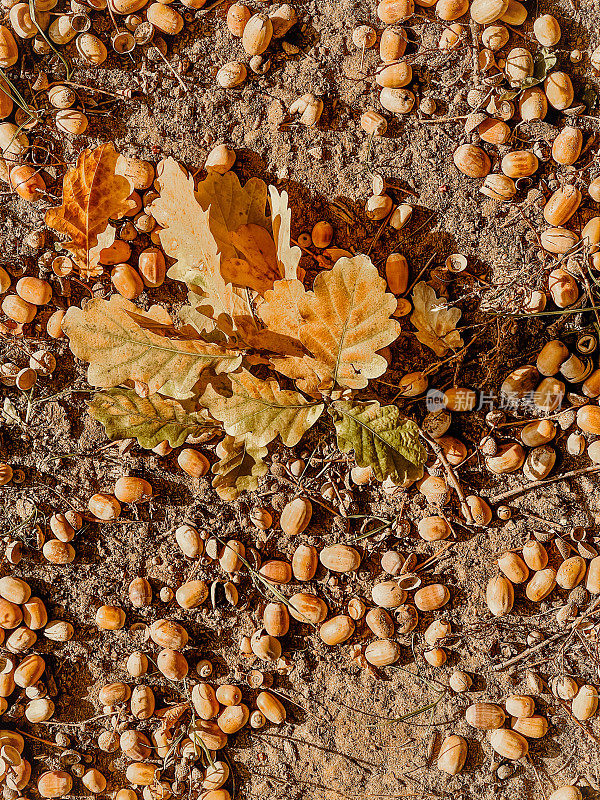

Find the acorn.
xmin=486 ymin=574 xmax=514 ymax=617
xmin=466 ymin=702 xmax=506 ymax=729
xmin=489 ymin=728 xmax=528 ymax=759
xmin=437 ymin=734 xmax=467 ymax=774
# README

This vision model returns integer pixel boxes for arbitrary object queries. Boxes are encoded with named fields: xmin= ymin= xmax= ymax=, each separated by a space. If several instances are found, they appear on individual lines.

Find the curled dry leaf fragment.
xmin=410 ymin=281 xmax=464 ymax=356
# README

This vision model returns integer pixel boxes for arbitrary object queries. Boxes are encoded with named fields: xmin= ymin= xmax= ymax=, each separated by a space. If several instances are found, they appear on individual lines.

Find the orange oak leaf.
xmin=45 ymin=143 xmax=135 ymax=275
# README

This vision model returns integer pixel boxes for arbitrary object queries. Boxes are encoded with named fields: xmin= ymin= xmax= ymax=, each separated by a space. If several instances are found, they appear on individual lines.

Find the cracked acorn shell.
xmin=424 ymin=619 xmax=450 ymax=646
xmin=521 ymin=419 xmax=556 ymax=446
xmin=543 ymin=229 xmax=580 ymax=256
xmin=523 ymin=445 xmax=556 ymax=481
xmin=288 ymin=593 xmax=327 ymax=624
xmin=395 ymin=604 xmax=419 ymax=632
xmin=511 ymin=714 xmax=548 ymax=738
xmin=251 ymin=631 xmax=281 ymax=660
xmin=437 ymin=734 xmax=467 ymax=774
xmin=486 ymin=442 xmax=526 ymax=474
xmin=466 ymin=495 xmax=492 ymax=525
xmin=480 ymin=174 xmax=516 ymax=200
xmin=505 ymin=47 xmax=533 ymax=86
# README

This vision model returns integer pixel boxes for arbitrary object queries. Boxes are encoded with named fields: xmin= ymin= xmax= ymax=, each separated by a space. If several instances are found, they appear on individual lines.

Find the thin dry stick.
xmin=416 ymin=541 xmax=455 ymax=573
xmin=420 ymin=432 xmax=474 ymax=525
xmin=493 ymin=600 xmax=600 ymax=671
xmin=518 ymin=510 xmax=566 ymax=532
xmin=527 ymin=755 xmax=548 ymax=800
xmin=491 ymin=465 xmax=600 ymax=504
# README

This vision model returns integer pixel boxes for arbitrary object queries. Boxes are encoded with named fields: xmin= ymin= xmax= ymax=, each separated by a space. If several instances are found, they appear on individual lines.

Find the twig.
xmin=420 ymin=432 xmax=474 ymax=525
xmin=416 ymin=541 xmax=456 ymax=572
xmin=490 ymin=465 xmax=600 ymax=504
xmin=492 ymin=600 xmax=600 ymax=671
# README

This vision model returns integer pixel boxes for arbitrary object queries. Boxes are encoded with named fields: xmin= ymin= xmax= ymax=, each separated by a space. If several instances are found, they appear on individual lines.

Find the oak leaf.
xmin=330 ymin=400 xmax=426 ymax=483
xmin=211 ymin=435 xmax=268 ymax=500
xmin=62 ymin=295 xmax=242 ymax=398
xmin=298 ymin=255 xmax=401 ymax=390
xmin=269 ymin=186 xmax=302 ymax=280
xmin=200 ymin=368 xmax=324 ymax=448
xmin=150 ymin=158 xmax=252 ymax=321
xmin=45 ymin=143 xmax=134 ymax=276
xmin=410 ymin=281 xmax=464 ymax=357
xmin=88 ymin=388 xmax=219 ymax=449
xmin=258 ymin=278 xmax=306 ymax=337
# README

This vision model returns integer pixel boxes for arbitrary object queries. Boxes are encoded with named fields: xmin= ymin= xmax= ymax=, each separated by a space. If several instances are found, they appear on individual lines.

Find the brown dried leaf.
xmin=45 ymin=143 xmax=134 ymax=275
xmin=269 ymin=186 xmax=302 ymax=280
xmin=150 ymin=158 xmax=251 ymax=322
xmin=410 ymin=281 xmax=464 ymax=357
xmin=223 ymin=223 xmax=279 ymax=294
xmin=298 ymin=255 xmax=401 ymax=391
xmin=211 ymin=435 xmax=268 ymax=500
xmin=258 ymin=278 xmax=306 ymax=337
xmin=62 ymin=295 xmax=242 ymax=399
xmin=200 ymin=368 xmax=324 ymax=448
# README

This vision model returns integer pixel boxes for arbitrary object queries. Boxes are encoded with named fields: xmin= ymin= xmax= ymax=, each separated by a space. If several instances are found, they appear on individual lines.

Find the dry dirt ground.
xmin=3 ymin=0 xmax=600 ymax=797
